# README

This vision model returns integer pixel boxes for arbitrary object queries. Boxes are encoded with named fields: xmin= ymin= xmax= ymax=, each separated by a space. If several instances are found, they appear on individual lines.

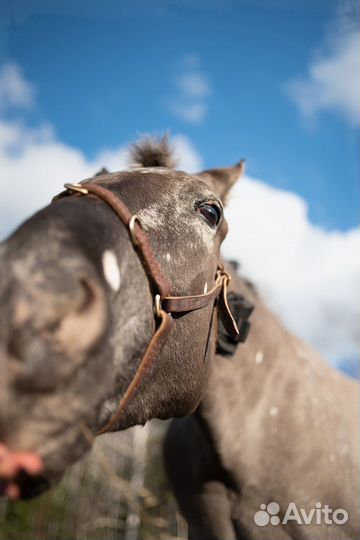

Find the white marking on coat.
xmin=269 ymin=406 xmax=278 ymax=417
xmin=255 ymin=350 xmax=264 ymax=364
xmin=102 ymin=250 xmax=121 ymax=291
xmin=204 ymin=282 xmax=208 ymax=293
xmin=166 ymin=252 xmax=172 ymax=262
xmin=138 ymin=206 xmax=165 ymax=230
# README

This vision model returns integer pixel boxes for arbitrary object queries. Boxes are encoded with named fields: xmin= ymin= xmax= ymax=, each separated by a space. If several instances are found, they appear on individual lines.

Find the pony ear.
xmin=197 ymin=159 xmax=245 ymax=202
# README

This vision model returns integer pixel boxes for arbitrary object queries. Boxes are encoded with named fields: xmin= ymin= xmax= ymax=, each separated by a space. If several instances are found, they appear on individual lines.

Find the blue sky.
xmin=1 ymin=0 xmax=359 ymax=230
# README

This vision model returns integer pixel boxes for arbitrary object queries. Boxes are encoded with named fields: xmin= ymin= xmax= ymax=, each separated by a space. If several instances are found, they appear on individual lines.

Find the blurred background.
xmin=0 ymin=1 xmax=359 ymax=538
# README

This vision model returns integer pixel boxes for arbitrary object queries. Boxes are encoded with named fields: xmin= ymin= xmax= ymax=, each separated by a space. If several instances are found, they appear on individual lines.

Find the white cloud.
xmin=170 ymin=102 xmax=207 ymax=124
xmin=0 ymin=63 xmax=202 ymax=236
xmin=0 ymin=63 xmax=35 ymax=111
xmin=168 ymin=56 xmax=210 ymax=124
xmin=172 ymin=133 xmax=203 ymax=172
xmin=175 ymin=72 xmax=210 ymax=98
xmin=223 ymin=178 xmax=360 ymax=365
xmin=286 ymin=31 xmax=360 ymax=126
xmin=0 ymin=120 xmax=202 ymax=238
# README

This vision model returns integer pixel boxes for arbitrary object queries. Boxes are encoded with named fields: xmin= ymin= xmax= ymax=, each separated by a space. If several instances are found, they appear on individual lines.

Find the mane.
xmin=129 ymin=135 xmax=177 ymax=169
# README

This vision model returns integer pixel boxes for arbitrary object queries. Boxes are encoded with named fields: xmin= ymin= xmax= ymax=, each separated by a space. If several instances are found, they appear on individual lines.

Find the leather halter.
xmin=54 ymin=181 xmax=240 ymax=434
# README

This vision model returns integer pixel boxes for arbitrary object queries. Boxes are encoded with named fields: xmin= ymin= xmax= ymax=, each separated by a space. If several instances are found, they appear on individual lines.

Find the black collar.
xmin=216 ymin=292 xmax=254 ymax=356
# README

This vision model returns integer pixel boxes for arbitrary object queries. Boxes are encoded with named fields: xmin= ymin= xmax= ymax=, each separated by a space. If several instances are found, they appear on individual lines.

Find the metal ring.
xmin=64 ymin=182 xmax=89 ymax=195
xmin=154 ymin=294 xmax=162 ymax=318
xmin=129 ymin=215 xmax=142 ymax=246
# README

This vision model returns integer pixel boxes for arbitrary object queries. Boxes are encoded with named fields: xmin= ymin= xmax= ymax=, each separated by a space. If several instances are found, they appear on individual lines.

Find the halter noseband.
xmin=54 ymin=181 xmax=241 ymax=434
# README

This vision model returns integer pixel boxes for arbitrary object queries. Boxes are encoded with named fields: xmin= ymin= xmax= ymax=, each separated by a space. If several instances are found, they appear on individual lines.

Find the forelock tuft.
xmin=129 ymin=135 xmax=177 ymax=169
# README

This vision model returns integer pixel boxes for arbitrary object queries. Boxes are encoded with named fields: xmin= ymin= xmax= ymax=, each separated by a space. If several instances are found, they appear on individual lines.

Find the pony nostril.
xmin=15 ymin=469 xmax=49 ymax=499
xmin=4 ymin=273 xmax=109 ymax=393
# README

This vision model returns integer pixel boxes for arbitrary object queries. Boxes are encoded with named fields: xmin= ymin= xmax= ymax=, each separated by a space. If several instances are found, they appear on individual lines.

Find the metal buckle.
xmin=129 ymin=215 xmax=142 ymax=246
xmin=64 ymin=182 xmax=89 ymax=195
xmin=154 ymin=294 xmax=162 ymax=318
xmin=216 ymin=267 xmax=231 ymax=287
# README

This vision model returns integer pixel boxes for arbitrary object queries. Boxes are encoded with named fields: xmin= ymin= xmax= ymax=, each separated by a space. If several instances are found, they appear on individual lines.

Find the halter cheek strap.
xmin=54 ymin=181 xmax=242 ymax=434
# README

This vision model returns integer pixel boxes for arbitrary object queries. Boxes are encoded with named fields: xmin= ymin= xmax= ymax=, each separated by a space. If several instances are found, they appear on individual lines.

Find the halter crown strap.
xmin=56 ymin=181 xmax=241 ymax=433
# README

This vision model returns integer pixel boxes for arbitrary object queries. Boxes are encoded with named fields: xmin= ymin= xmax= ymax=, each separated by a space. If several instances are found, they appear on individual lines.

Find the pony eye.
xmin=196 ymin=202 xmax=223 ymax=228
